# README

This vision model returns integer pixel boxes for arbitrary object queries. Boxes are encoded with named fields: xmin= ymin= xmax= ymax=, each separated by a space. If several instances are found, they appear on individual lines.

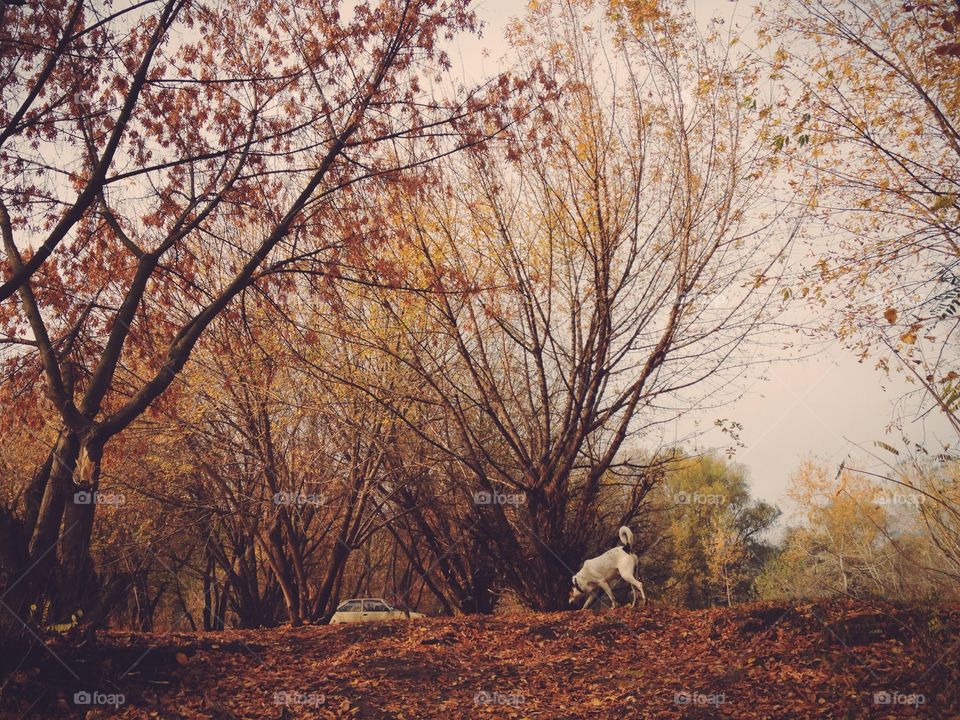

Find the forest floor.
xmin=2 ymin=599 xmax=959 ymax=719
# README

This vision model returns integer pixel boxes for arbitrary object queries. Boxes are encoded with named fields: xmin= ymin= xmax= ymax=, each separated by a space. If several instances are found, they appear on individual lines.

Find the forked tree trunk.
xmin=55 ymin=442 xmax=103 ymax=621
xmin=19 ymin=431 xmax=81 ymax=624
xmin=257 ymin=519 xmax=302 ymax=626
xmin=313 ymin=537 xmax=352 ymax=622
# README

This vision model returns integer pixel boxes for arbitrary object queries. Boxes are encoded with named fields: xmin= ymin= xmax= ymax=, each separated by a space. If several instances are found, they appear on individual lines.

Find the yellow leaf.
xmin=900 ymin=329 xmax=917 ymax=345
xmin=883 ymin=307 xmax=898 ymax=325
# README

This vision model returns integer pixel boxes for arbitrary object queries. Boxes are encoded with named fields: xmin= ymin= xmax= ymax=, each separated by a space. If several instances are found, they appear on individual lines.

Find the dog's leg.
xmin=582 ymin=589 xmax=599 ymax=610
xmin=597 ymin=579 xmax=616 ymax=609
xmin=621 ymin=566 xmax=647 ymax=608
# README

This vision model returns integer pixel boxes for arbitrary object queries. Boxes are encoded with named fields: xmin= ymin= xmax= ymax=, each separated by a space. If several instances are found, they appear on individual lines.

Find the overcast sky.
xmin=451 ymin=0 xmax=954 ymax=524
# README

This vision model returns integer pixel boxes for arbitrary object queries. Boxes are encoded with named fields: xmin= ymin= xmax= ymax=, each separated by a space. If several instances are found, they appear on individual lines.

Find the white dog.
xmin=569 ymin=526 xmax=647 ymax=609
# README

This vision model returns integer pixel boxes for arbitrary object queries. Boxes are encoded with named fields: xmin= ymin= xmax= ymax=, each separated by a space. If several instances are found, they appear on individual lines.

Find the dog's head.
xmin=569 ymin=575 xmax=585 ymax=604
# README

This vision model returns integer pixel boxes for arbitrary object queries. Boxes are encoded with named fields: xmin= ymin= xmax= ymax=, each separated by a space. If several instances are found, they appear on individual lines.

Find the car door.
xmin=361 ymin=599 xmax=386 ymax=620
xmin=334 ymin=600 xmax=363 ymax=623
xmin=382 ymin=602 xmax=408 ymax=620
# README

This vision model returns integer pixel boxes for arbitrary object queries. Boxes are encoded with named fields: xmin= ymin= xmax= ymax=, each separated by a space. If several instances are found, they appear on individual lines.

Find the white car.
xmin=329 ymin=598 xmax=425 ymax=624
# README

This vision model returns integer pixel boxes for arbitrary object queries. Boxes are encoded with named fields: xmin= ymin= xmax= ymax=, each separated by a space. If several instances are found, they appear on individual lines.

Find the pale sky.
xmin=454 ymin=0 xmax=954 ymax=524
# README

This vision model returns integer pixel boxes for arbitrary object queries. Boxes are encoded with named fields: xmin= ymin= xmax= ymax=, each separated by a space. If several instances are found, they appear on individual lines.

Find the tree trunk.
xmin=24 ymin=431 xmax=80 ymax=622
xmin=257 ymin=519 xmax=301 ymax=626
xmin=0 ymin=508 xmax=30 ymax=649
xmin=313 ymin=538 xmax=352 ymax=622
xmin=55 ymin=442 xmax=102 ymax=622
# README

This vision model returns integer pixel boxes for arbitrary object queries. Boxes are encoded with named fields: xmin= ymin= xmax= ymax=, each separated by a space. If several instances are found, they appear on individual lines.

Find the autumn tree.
xmin=0 ymin=0 xmax=501 ymax=642
xmin=765 ymin=0 xmax=960 ymax=600
xmin=756 ymin=459 xmax=953 ymax=601
xmin=319 ymin=0 xmax=797 ymax=610
xmin=641 ymin=453 xmax=779 ymax=609
xmin=770 ymin=0 xmax=960 ymax=446
xmin=0 ymin=0 xmax=187 ymax=301
xmin=127 ymin=298 xmax=412 ymax=626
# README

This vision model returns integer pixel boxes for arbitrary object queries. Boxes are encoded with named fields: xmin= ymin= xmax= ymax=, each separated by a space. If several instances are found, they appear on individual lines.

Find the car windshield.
xmin=336 ymin=600 xmax=362 ymax=612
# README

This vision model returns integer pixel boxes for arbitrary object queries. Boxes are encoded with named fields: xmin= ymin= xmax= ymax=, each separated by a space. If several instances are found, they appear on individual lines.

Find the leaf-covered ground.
xmin=3 ymin=600 xmax=959 ymax=718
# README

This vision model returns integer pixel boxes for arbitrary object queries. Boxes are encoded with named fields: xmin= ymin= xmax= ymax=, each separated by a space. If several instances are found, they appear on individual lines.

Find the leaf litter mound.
xmin=3 ymin=599 xmax=958 ymax=719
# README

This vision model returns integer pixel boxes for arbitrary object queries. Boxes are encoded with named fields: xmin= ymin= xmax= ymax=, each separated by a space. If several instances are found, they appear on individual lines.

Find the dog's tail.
xmin=618 ymin=526 xmax=633 ymax=552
